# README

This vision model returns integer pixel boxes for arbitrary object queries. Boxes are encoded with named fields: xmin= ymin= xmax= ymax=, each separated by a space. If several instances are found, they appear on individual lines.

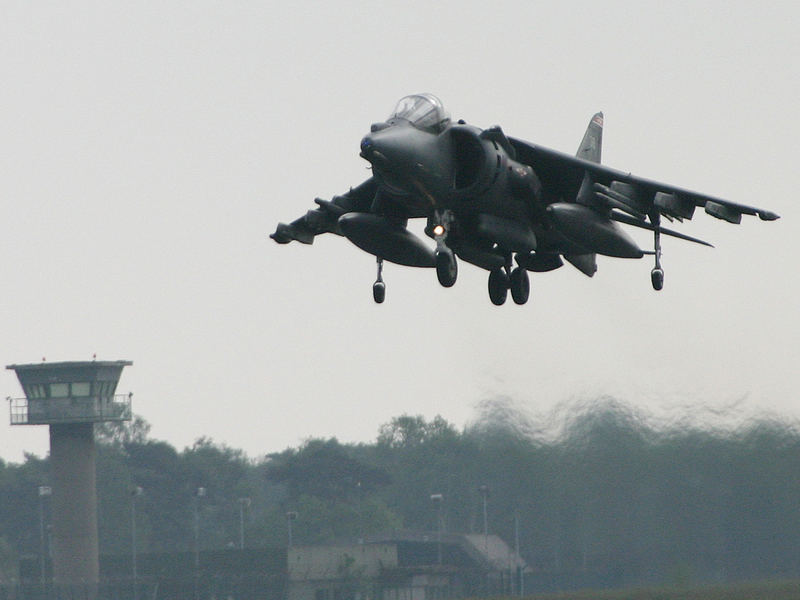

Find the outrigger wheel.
xmin=651 ymin=268 xmax=664 ymax=291
xmin=373 ymin=257 xmax=386 ymax=303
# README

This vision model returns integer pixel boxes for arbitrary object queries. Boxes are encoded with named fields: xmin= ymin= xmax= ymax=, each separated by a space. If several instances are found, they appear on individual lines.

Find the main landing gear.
xmin=488 ymin=260 xmax=530 ymax=306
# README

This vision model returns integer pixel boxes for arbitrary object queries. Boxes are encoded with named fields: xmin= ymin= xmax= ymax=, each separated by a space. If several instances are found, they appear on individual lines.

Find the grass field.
xmin=477 ymin=579 xmax=800 ymax=600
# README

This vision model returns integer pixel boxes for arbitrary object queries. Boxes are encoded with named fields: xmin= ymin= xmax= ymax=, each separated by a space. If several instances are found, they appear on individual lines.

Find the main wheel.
xmin=435 ymin=249 xmax=458 ymax=287
xmin=488 ymin=269 xmax=509 ymax=305
xmin=372 ymin=281 xmax=386 ymax=303
xmin=509 ymin=267 xmax=530 ymax=305
xmin=651 ymin=268 xmax=664 ymax=291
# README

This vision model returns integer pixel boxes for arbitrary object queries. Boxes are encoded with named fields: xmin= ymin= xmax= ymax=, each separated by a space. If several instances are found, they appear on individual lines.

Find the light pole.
xmin=478 ymin=485 xmax=490 ymax=595
xmin=237 ymin=498 xmax=250 ymax=550
xmin=131 ymin=486 xmax=143 ymax=600
xmin=514 ymin=512 xmax=523 ymax=597
xmin=286 ymin=511 xmax=298 ymax=548
xmin=38 ymin=485 xmax=51 ymax=593
xmin=430 ymin=494 xmax=443 ymax=565
xmin=478 ymin=485 xmax=490 ymax=553
xmin=193 ymin=487 xmax=206 ymax=600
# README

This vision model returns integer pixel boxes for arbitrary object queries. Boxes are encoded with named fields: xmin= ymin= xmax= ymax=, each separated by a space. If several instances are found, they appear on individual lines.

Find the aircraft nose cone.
xmin=360 ymin=136 xmax=374 ymax=156
xmin=360 ymin=135 xmax=386 ymax=167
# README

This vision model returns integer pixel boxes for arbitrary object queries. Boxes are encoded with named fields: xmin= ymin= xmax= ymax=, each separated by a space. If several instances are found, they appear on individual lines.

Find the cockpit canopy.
xmin=389 ymin=93 xmax=450 ymax=133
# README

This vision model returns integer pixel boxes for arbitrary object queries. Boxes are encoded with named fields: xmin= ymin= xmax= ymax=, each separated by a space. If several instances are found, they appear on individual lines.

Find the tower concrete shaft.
xmin=49 ymin=422 xmax=99 ymax=589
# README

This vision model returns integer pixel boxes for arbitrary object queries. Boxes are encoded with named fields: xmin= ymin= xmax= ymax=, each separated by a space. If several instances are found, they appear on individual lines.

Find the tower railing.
xmin=8 ymin=394 xmax=133 ymax=425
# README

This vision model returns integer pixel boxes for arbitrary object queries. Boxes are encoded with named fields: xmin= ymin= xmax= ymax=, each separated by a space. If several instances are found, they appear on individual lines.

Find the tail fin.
xmin=576 ymin=112 xmax=603 ymax=163
xmin=567 ymin=112 xmax=603 ymax=277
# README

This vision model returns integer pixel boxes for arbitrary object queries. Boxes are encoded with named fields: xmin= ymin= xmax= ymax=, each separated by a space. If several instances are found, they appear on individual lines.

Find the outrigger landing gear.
xmin=373 ymin=257 xmax=386 ymax=303
xmin=651 ymin=226 xmax=664 ymax=291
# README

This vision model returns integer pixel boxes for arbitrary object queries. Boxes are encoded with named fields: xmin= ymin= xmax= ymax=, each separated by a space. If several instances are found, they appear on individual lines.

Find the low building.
xmin=17 ymin=533 xmax=525 ymax=600
xmin=287 ymin=531 xmax=528 ymax=600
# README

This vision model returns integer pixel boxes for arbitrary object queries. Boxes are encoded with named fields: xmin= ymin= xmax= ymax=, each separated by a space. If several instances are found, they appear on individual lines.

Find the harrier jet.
xmin=271 ymin=94 xmax=779 ymax=304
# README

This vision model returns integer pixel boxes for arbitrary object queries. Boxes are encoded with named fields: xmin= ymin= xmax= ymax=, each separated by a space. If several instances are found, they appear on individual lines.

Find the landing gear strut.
xmin=433 ymin=209 xmax=458 ymax=287
xmin=373 ymin=257 xmax=386 ymax=303
xmin=651 ymin=226 xmax=664 ymax=291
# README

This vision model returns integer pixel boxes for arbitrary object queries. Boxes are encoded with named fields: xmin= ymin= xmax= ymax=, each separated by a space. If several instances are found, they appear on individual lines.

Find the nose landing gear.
xmin=433 ymin=209 xmax=458 ymax=288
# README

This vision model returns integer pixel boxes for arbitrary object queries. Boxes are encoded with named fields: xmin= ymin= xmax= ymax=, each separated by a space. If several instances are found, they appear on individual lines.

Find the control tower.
xmin=7 ymin=360 xmax=132 ymax=595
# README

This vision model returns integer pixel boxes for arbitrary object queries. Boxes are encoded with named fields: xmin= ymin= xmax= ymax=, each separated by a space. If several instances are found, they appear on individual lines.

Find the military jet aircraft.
xmin=271 ymin=93 xmax=779 ymax=305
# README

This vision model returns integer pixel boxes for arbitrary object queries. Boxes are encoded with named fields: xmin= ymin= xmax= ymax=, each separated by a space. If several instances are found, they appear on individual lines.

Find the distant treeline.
xmin=2 ymin=397 xmax=800 ymax=591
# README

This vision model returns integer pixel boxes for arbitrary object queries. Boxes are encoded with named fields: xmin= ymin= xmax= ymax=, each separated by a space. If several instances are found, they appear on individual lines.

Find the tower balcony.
xmin=8 ymin=393 xmax=132 ymax=425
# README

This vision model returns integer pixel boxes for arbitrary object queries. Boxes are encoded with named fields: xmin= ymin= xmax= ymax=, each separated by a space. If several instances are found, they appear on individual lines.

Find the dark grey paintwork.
xmin=271 ymin=94 xmax=779 ymax=304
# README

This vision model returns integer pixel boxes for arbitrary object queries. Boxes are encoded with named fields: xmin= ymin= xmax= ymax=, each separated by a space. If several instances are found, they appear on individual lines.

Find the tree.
xmin=96 ymin=415 xmax=152 ymax=448
xmin=265 ymin=438 xmax=390 ymax=503
xmin=0 ymin=536 xmax=18 ymax=584
xmin=377 ymin=414 xmax=457 ymax=449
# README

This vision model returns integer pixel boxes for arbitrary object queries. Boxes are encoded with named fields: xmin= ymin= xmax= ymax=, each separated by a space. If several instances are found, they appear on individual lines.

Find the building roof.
xmin=462 ymin=534 xmax=528 ymax=571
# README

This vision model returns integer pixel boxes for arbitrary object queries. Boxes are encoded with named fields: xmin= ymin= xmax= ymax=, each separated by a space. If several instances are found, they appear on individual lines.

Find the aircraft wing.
xmin=271 ymin=178 xmax=378 ymax=244
xmin=509 ymin=138 xmax=780 ymax=224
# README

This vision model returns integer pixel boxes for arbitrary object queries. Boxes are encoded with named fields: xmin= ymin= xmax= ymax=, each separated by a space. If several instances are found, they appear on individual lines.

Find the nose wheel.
xmin=373 ymin=257 xmax=386 ymax=303
xmin=435 ymin=248 xmax=458 ymax=287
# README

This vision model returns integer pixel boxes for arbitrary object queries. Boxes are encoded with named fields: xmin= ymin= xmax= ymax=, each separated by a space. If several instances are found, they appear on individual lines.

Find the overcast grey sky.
xmin=1 ymin=1 xmax=797 ymax=462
